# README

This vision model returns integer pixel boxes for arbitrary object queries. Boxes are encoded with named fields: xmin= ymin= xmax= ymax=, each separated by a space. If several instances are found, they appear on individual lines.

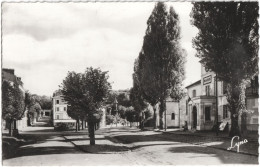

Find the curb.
xmin=162 ymin=131 xmax=258 ymax=157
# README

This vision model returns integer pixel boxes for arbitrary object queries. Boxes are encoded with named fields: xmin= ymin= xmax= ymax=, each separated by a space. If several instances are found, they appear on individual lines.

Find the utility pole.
xmin=215 ymin=74 xmax=219 ymax=136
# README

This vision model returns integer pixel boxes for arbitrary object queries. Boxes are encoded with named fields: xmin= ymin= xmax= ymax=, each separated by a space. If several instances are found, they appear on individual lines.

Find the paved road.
xmin=103 ymin=127 xmax=258 ymax=165
xmin=3 ymin=126 xmax=258 ymax=165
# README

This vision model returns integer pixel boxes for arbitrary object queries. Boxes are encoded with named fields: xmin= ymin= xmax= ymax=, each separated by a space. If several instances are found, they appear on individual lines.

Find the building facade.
xmin=184 ymin=65 xmax=259 ymax=131
xmin=52 ymin=90 xmax=76 ymax=127
xmin=2 ymin=68 xmax=28 ymax=131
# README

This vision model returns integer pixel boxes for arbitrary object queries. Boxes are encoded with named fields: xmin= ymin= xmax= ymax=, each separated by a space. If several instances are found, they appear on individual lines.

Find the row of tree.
xmin=130 ymin=1 xmax=258 ymax=137
xmin=60 ymin=67 xmax=111 ymax=145
xmin=2 ymin=80 xmax=52 ymax=136
xmin=130 ymin=2 xmax=186 ymax=130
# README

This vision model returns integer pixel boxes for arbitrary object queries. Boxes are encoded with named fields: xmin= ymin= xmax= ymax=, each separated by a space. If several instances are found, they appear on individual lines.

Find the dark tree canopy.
xmin=190 ymin=2 xmax=259 ymax=136
xmin=138 ymin=3 xmax=186 ymax=103
xmin=191 ymin=2 xmax=258 ymax=82
xmin=134 ymin=2 xmax=186 ymax=129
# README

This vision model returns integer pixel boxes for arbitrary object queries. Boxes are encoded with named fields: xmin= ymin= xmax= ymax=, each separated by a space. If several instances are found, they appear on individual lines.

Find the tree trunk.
xmin=159 ymin=99 xmax=165 ymax=130
xmin=81 ymin=119 xmax=84 ymax=130
xmin=241 ymin=112 xmax=248 ymax=138
xmin=153 ymin=104 xmax=158 ymax=129
xmin=88 ymin=122 xmax=95 ymax=145
xmin=9 ymin=120 xmax=12 ymax=136
xmin=76 ymin=119 xmax=79 ymax=132
xmin=13 ymin=120 xmax=17 ymax=130
xmin=77 ymin=119 xmax=80 ymax=131
xmin=227 ymin=81 xmax=247 ymax=137
xmin=229 ymin=113 xmax=241 ymax=137
xmin=27 ymin=113 xmax=31 ymax=126
xmin=139 ymin=114 xmax=142 ymax=129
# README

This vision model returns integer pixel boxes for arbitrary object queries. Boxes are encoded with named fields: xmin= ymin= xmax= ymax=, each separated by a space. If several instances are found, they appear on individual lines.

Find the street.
xmin=3 ymin=126 xmax=258 ymax=166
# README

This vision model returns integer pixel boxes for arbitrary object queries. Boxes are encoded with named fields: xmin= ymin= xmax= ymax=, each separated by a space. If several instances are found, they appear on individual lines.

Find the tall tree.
xmin=61 ymin=72 xmax=85 ymax=131
xmin=61 ymin=67 xmax=111 ymax=145
xmin=2 ymin=81 xmax=25 ymax=136
xmin=191 ymin=2 xmax=258 ymax=137
xmin=130 ymin=69 xmax=148 ymax=129
xmin=137 ymin=2 xmax=186 ymax=129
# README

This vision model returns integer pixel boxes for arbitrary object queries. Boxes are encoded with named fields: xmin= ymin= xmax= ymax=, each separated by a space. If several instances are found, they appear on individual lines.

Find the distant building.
xmin=2 ymin=68 xmax=28 ymax=131
xmin=52 ymin=89 xmax=107 ymax=129
xmin=41 ymin=109 xmax=51 ymax=117
xmin=52 ymin=90 xmax=76 ymax=127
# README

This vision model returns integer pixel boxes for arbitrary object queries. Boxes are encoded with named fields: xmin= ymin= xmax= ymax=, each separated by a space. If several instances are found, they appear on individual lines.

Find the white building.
xmin=184 ymin=64 xmax=258 ymax=131
xmin=52 ymin=90 xmax=76 ymax=127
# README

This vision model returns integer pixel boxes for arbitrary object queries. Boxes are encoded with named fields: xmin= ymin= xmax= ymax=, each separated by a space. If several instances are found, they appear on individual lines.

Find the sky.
xmin=2 ymin=2 xmax=201 ymax=96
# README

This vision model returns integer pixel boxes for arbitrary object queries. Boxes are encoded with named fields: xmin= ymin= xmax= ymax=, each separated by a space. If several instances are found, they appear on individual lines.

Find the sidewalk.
xmin=164 ymin=128 xmax=259 ymax=141
xmin=63 ymin=133 xmax=130 ymax=154
xmin=161 ymin=129 xmax=259 ymax=156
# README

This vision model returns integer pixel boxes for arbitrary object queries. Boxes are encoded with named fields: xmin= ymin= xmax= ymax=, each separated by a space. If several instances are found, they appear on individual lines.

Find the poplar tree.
xmin=191 ymin=2 xmax=258 ymax=137
xmin=137 ymin=2 xmax=186 ymax=129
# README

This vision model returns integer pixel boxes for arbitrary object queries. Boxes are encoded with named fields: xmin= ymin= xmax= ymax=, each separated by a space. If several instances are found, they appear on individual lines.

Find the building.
xmin=41 ymin=110 xmax=51 ymax=117
xmin=52 ymin=89 xmax=107 ymax=129
xmin=2 ymin=68 xmax=28 ymax=131
xmin=52 ymin=90 xmax=76 ymax=127
xmin=184 ymin=64 xmax=259 ymax=132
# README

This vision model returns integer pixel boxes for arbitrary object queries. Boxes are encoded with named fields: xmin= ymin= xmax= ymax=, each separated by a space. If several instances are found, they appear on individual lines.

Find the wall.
xmin=187 ymin=83 xmax=201 ymax=98
xmin=53 ymin=95 xmax=75 ymax=125
xmin=165 ymin=101 xmax=179 ymax=127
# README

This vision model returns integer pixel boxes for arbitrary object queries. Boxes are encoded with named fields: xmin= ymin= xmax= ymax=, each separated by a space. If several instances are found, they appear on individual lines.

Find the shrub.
xmin=54 ymin=122 xmax=75 ymax=131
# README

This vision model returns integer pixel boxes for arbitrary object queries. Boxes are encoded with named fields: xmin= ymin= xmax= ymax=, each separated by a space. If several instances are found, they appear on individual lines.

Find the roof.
xmin=185 ymin=80 xmax=201 ymax=89
xmin=2 ymin=69 xmax=23 ymax=86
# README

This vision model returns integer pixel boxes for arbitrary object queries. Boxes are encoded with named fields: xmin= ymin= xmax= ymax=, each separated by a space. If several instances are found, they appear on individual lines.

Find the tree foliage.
xmin=190 ymin=2 xmax=259 ymax=136
xmin=2 ymin=81 xmax=25 ymax=121
xmin=61 ymin=67 xmax=111 ymax=145
xmin=134 ymin=2 xmax=186 ymax=129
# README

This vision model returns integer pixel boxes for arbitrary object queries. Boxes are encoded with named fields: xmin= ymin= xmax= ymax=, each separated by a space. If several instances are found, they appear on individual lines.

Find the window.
xmin=171 ymin=113 xmax=175 ymax=120
xmin=205 ymin=106 xmax=211 ymax=121
xmin=64 ymin=107 xmax=66 ymax=111
xmin=56 ymin=107 xmax=59 ymax=112
xmin=56 ymin=115 xmax=59 ymax=119
xmin=56 ymin=100 xmax=59 ymax=104
xmin=223 ymin=105 xmax=229 ymax=119
xmin=252 ymin=118 xmax=258 ymax=124
xmin=205 ymin=85 xmax=210 ymax=96
xmin=192 ymin=90 xmax=196 ymax=97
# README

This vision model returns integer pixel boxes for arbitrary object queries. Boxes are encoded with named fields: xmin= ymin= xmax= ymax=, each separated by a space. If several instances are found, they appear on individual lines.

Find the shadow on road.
xmin=168 ymin=145 xmax=258 ymax=164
